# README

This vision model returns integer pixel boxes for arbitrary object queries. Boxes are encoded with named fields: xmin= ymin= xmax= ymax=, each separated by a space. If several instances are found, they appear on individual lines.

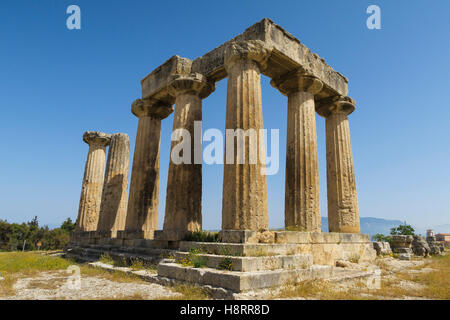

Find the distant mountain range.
xmin=321 ymin=217 xmax=449 ymax=239
xmin=321 ymin=217 xmax=403 ymax=238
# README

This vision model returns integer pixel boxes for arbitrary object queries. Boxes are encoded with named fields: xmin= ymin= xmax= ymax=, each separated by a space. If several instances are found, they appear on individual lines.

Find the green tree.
xmin=0 ymin=217 xmax=74 ymax=251
xmin=61 ymin=218 xmax=76 ymax=233
xmin=0 ymin=220 xmax=12 ymax=251
xmin=42 ymin=228 xmax=69 ymax=250
xmin=390 ymin=223 xmax=415 ymax=236
xmin=8 ymin=223 xmax=28 ymax=251
xmin=372 ymin=233 xmax=389 ymax=242
xmin=25 ymin=216 xmax=41 ymax=250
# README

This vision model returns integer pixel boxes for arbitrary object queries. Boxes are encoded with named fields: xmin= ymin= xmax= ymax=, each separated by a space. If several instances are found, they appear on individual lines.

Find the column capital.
xmin=167 ymin=73 xmax=215 ymax=99
xmin=316 ymin=95 xmax=356 ymax=118
xmin=271 ymin=68 xmax=323 ymax=96
xmin=131 ymin=98 xmax=173 ymax=120
xmin=224 ymin=40 xmax=272 ymax=73
xmin=82 ymin=131 xmax=111 ymax=146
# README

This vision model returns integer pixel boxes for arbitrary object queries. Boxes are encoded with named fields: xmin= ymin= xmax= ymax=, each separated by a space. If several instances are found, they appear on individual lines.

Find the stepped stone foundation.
xmin=68 ymin=19 xmax=376 ymax=293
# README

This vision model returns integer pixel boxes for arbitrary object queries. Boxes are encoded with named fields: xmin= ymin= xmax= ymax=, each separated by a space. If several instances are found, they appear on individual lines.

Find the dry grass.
xmin=365 ymin=253 xmax=449 ymax=300
xmin=393 ymin=254 xmax=449 ymax=299
xmin=99 ymin=253 xmax=114 ymax=265
xmin=100 ymin=292 xmax=148 ymax=300
xmin=272 ymin=253 xmax=449 ymax=300
xmin=99 ymin=254 xmax=157 ymax=272
xmin=285 ymin=225 xmax=307 ymax=232
xmin=271 ymin=279 xmax=371 ymax=300
xmin=0 ymin=251 xmax=75 ymax=297
xmin=79 ymin=265 xmax=148 ymax=284
xmin=26 ymin=276 xmax=67 ymax=290
xmin=0 ymin=252 xmax=74 ymax=274
xmin=157 ymin=284 xmax=211 ymax=300
xmin=0 ymin=251 xmax=150 ymax=297
xmin=0 ymin=273 xmax=17 ymax=297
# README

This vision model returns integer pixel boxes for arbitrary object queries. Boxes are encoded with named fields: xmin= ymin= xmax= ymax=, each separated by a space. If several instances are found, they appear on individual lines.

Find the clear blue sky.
xmin=1 ymin=0 xmax=449 ymax=230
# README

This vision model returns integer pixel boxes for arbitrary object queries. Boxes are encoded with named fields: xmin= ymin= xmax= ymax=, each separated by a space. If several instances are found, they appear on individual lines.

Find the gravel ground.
xmin=3 ymin=271 xmax=180 ymax=300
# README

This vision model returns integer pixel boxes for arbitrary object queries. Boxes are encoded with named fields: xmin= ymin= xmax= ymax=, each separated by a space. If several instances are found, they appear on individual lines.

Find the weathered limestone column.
xmin=317 ymin=95 xmax=360 ymax=233
xmin=222 ymin=41 xmax=270 ymax=231
xmin=271 ymin=70 xmax=323 ymax=232
xmin=97 ymin=133 xmax=130 ymax=237
xmin=124 ymin=98 xmax=173 ymax=239
xmin=163 ymin=74 xmax=214 ymax=233
xmin=76 ymin=131 xmax=111 ymax=231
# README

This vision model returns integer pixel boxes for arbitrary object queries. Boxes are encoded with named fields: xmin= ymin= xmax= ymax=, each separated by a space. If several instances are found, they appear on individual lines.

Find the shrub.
xmin=0 ymin=217 xmax=74 ymax=251
xmin=99 ymin=253 xmax=114 ymax=265
xmin=372 ymin=233 xmax=389 ymax=242
xmin=192 ymin=256 xmax=207 ymax=268
xmin=177 ymin=248 xmax=207 ymax=268
xmin=217 ymin=257 xmax=233 ymax=271
xmin=349 ymin=254 xmax=360 ymax=263
xmin=390 ymin=224 xmax=415 ymax=236
xmin=285 ymin=225 xmax=307 ymax=232
xmin=130 ymin=259 xmax=144 ymax=270
xmin=183 ymin=231 xmax=220 ymax=243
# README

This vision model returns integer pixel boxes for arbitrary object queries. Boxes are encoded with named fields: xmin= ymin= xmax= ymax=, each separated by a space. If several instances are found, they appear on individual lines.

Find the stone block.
xmin=373 ymin=241 xmax=392 ymax=256
xmin=174 ymin=252 xmax=313 ymax=272
xmin=412 ymin=236 xmax=430 ymax=257
xmin=140 ymin=55 xmax=192 ymax=103
xmin=398 ymin=253 xmax=411 ymax=261
xmin=141 ymin=19 xmax=348 ymax=104
xmin=220 ymin=230 xmax=258 ymax=243
xmin=156 ymin=261 xmax=335 ymax=292
xmin=154 ymin=230 xmax=189 ymax=241
xmin=117 ymin=230 xmax=155 ymax=241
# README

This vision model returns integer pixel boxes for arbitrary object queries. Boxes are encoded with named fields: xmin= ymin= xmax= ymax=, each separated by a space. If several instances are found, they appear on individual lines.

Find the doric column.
xmin=97 ymin=133 xmax=130 ymax=237
xmin=163 ymin=74 xmax=214 ymax=232
xmin=222 ymin=40 xmax=270 ymax=231
xmin=124 ymin=98 xmax=173 ymax=239
xmin=271 ymin=70 xmax=323 ymax=232
xmin=317 ymin=95 xmax=360 ymax=233
xmin=76 ymin=131 xmax=111 ymax=231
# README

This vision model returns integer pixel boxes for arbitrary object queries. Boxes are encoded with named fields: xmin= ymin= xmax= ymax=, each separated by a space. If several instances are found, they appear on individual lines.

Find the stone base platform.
xmin=178 ymin=232 xmax=376 ymax=266
xmin=157 ymin=260 xmax=333 ymax=292
xmin=152 ymin=230 xmax=189 ymax=250
xmin=65 ymin=243 xmax=172 ymax=265
xmin=70 ymin=230 xmax=158 ymax=247
xmin=156 ymin=233 xmax=376 ymax=292
xmin=66 ymin=231 xmax=376 ymax=293
xmin=174 ymin=252 xmax=313 ymax=272
xmin=70 ymin=231 xmax=98 ymax=245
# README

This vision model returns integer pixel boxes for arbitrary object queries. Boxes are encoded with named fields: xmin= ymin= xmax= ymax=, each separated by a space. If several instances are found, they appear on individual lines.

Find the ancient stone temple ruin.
xmin=67 ymin=19 xmax=376 ymax=295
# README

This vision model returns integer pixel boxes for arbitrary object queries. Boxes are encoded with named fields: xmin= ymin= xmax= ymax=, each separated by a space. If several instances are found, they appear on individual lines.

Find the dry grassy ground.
xmin=0 ymin=250 xmax=448 ymax=300
xmin=270 ymin=250 xmax=449 ymax=300
xmin=0 ymin=252 xmax=208 ymax=300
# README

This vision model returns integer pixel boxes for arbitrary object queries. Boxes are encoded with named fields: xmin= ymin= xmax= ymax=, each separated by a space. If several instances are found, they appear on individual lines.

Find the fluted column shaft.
xmin=97 ymin=133 xmax=130 ymax=236
xmin=285 ymin=91 xmax=321 ymax=231
xmin=271 ymin=72 xmax=323 ymax=232
xmin=222 ymin=46 xmax=269 ymax=231
xmin=125 ymin=99 xmax=172 ymax=238
xmin=76 ymin=132 xmax=111 ymax=232
xmin=319 ymin=96 xmax=360 ymax=233
xmin=164 ymin=75 xmax=213 ymax=232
